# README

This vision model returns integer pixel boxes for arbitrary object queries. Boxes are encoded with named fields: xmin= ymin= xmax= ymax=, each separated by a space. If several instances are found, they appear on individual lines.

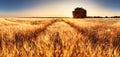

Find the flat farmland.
xmin=0 ymin=18 xmax=120 ymax=57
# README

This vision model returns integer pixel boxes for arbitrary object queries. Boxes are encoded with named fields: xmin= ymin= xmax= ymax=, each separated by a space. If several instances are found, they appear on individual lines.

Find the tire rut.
xmin=14 ymin=20 xmax=58 ymax=41
xmin=35 ymin=20 xmax=79 ymax=57
xmin=62 ymin=20 xmax=88 ymax=35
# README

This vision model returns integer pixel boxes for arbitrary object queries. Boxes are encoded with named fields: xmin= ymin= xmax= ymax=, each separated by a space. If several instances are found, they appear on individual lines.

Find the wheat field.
xmin=0 ymin=18 xmax=120 ymax=57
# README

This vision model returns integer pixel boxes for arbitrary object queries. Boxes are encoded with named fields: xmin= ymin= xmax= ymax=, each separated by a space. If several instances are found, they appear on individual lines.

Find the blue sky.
xmin=94 ymin=0 xmax=120 ymax=10
xmin=0 ymin=0 xmax=120 ymax=17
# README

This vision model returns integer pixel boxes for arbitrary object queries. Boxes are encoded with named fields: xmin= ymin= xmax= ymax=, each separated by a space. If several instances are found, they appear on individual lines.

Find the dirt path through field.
xmin=35 ymin=20 xmax=80 ymax=57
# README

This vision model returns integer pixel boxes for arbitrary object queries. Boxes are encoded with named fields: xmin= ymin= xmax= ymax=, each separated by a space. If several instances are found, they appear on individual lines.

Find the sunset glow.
xmin=0 ymin=0 xmax=120 ymax=17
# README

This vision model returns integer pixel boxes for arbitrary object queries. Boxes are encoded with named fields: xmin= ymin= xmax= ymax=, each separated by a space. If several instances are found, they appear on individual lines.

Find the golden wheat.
xmin=0 ymin=18 xmax=120 ymax=57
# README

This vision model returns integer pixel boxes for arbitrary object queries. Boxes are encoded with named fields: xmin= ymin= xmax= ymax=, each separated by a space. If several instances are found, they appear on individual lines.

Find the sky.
xmin=0 ymin=0 xmax=120 ymax=17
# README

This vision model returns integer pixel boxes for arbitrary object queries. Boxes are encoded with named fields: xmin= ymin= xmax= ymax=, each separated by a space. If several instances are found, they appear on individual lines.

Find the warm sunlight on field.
xmin=0 ymin=18 xmax=120 ymax=57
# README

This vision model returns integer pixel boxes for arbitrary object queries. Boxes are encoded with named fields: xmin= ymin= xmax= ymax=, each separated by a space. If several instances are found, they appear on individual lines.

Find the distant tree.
xmin=105 ymin=16 xmax=108 ymax=18
xmin=72 ymin=7 xmax=87 ymax=18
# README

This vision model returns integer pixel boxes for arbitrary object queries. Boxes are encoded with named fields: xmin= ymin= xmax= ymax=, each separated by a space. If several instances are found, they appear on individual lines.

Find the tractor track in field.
xmin=14 ymin=20 xmax=58 ymax=40
xmin=62 ymin=20 xmax=87 ymax=35
xmin=5 ymin=18 xmax=81 ymax=33
xmin=34 ymin=19 xmax=85 ymax=57
xmin=14 ymin=19 xmax=86 ymax=42
xmin=33 ymin=19 xmax=85 ymax=37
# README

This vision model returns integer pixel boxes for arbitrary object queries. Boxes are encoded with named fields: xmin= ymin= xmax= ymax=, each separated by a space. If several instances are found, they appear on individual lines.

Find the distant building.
xmin=72 ymin=7 xmax=87 ymax=18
